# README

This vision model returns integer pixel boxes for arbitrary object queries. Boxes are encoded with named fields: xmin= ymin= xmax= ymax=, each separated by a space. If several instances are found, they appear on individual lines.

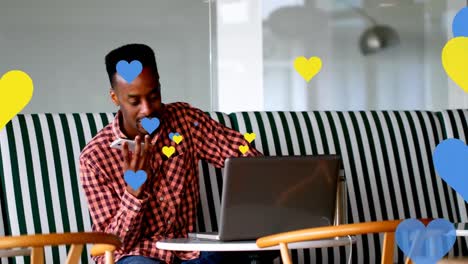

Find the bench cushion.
xmin=1 ymin=110 xmax=467 ymax=264
xmin=438 ymin=109 xmax=468 ymax=222
xmin=0 ymin=113 xmax=115 ymax=264
xmin=195 ymin=112 xmax=233 ymax=233
xmin=438 ymin=109 xmax=468 ymax=143
xmin=0 ymin=112 xmax=231 ymax=264
xmin=227 ymin=111 xmax=464 ymax=263
xmin=438 ymin=109 xmax=468 ymax=259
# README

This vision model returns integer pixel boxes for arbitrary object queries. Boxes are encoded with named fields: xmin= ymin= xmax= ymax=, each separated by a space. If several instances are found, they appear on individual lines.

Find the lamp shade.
xmin=359 ymin=25 xmax=400 ymax=55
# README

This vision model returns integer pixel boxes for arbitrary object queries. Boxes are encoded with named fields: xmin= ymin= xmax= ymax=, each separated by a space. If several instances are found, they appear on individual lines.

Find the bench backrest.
xmin=1 ymin=110 xmax=467 ymax=264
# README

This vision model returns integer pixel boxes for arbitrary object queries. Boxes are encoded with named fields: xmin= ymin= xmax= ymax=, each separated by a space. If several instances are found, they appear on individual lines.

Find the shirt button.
xmin=159 ymin=197 xmax=164 ymax=201
xmin=125 ymin=228 xmax=129 ymax=232
xmin=133 ymin=206 xmax=138 ymax=211
xmin=167 ymin=220 xmax=171 ymax=224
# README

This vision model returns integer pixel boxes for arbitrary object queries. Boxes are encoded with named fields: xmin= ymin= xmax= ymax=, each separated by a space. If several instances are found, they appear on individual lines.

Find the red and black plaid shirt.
xmin=79 ymin=102 xmax=262 ymax=264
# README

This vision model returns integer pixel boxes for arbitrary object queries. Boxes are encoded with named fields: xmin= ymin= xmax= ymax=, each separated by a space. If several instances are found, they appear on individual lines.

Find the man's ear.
xmin=110 ymin=88 xmax=120 ymax=106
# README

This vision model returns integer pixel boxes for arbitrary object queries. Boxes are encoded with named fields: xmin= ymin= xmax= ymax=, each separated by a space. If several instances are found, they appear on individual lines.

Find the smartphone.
xmin=110 ymin=138 xmax=145 ymax=153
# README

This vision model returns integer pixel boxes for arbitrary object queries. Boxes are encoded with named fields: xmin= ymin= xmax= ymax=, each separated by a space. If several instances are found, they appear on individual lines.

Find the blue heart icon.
xmin=141 ymin=117 xmax=160 ymax=134
xmin=396 ymin=219 xmax=456 ymax=264
xmin=169 ymin=132 xmax=180 ymax=141
xmin=116 ymin=60 xmax=143 ymax=83
xmin=433 ymin=138 xmax=468 ymax=202
xmin=453 ymin=7 xmax=468 ymax=37
xmin=124 ymin=170 xmax=147 ymax=190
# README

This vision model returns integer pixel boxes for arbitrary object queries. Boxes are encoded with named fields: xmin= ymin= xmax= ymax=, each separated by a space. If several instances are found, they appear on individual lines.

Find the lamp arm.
xmin=335 ymin=0 xmax=378 ymax=25
xmin=350 ymin=6 xmax=378 ymax=25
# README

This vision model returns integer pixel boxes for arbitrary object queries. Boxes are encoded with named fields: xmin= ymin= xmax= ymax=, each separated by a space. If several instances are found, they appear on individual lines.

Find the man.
xmin=79 ymin=44 xmax=267 ymax=264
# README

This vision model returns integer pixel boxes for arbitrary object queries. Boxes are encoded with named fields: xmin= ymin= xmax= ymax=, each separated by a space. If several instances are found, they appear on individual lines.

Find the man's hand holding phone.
xmin=122 ymin=135 xmax=151 ymax=198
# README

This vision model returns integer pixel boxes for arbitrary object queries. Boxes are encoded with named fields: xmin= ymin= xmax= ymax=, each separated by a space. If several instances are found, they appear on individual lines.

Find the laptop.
xmin=189 ymin=155 xmax=341 ymax=241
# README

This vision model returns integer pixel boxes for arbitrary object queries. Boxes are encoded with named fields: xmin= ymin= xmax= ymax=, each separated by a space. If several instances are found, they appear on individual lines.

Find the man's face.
xmin=110 ymin=67 xmax=163 ymax=138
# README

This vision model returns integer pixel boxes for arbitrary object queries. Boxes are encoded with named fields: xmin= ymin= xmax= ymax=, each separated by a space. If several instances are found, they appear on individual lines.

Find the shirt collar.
xmin=112 ymin=110 xmax=129 ymax=140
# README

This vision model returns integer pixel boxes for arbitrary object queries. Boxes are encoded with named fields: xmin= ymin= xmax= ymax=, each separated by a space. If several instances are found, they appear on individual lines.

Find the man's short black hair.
xmin=105 ymin=43 xmax=159 ymax=88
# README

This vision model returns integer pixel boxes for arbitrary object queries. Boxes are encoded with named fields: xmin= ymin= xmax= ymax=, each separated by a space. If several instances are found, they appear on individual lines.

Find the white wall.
xmin=2 ymin=0 xmax=466 ymax=114
xmin=446 ymin=0 xmax=468 ymax=109
xmin=214 ymin=0 xmax=467 ymax=111
xmin=215 ymin=0 xmax=264 ymax=113
xmin=0 ymin=0 xmax=212 ymax=114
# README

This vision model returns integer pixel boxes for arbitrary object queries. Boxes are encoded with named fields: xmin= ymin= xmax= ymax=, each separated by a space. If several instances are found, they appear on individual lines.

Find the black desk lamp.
xmin=352 ymin=6 xmax=400 ymax=55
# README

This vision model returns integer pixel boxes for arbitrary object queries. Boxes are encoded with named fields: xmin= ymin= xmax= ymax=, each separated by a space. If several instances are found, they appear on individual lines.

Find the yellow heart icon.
xmin=173 ymin=135 xmax=183 ymax=144
xmin=243 ymin=132 xmax=256 ymax=143
xmin=0 ymin=70 xmax=34 ymax=130
xmin=294 ymin=56 xmax=322 ymax=82
xmin=239 ymin=145 xmax=249 ymax=155
xmin=162 ymin=146 xmax=175 ymax=158
xmin=442 ymin=37 xmax=468 ymax=93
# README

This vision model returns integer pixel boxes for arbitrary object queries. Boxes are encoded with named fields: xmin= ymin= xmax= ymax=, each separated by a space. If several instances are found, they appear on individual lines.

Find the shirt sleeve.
xmin=79 ymin=155 xmax=149 ymax=254
xmin=185 ymin=104 xmax=263 ymax=168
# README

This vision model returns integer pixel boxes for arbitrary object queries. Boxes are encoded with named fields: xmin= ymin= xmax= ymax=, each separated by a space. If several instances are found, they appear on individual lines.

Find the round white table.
xmin=156 ymin=237 xmax=356 ymax=252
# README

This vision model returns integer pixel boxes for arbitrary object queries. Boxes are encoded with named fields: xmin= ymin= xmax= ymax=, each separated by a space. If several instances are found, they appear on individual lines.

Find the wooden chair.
xmin=0 ymin=232 xmax=121 ymax=264
xmin=256 ymin=219 xmax=432 ymax=264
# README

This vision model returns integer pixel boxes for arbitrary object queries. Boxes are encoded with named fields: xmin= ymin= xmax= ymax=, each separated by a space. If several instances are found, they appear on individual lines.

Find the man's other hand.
xmin=122 ymin=135 xmax=151 ymax=198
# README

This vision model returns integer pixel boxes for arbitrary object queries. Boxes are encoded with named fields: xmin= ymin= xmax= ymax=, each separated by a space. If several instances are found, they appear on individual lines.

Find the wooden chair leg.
xmin=66 ymin=244 xmax=84 ymax=264
xmin=105 ymin=250 xmax=114 ymax=264
xmin=31 ymin=247 xmax=44 ymax=264
xmin=279 ymin=242 xmax=292 ymax=264
xmin=381 ymin=232 xmax=395 ymax=264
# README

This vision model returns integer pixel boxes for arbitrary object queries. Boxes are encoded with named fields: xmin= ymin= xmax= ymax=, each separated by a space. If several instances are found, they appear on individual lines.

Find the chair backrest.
xmin=0 ymin=232 xmax=121 ymax=264
xmin=256 ymin=219 xmax=431 ymax=264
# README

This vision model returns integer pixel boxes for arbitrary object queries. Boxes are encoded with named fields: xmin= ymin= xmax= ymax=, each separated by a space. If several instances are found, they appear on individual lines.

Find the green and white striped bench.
xmin=0 ymin=109 xmax=467 ymax=264
xmin=439 ymin=110 xmax=468 ymax=225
